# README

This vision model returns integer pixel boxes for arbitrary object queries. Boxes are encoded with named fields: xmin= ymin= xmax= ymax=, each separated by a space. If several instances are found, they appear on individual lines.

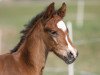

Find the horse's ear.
xmin=43 ymin=2 xmax=55 ymax=20
xmin=57 ymin=2 xmax=66 ymax=18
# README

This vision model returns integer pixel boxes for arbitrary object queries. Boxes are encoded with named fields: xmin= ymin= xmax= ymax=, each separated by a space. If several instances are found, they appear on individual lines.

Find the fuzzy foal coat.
xmin=0 ymin=2 xmax=68 ymax=75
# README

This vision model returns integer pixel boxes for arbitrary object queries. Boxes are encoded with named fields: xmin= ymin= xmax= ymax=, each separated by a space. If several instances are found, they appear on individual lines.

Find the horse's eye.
xmin=51 ymin=31 xmax=56 ymax=34
xmin=45 ymin=28 xmax=58 ymax=37
xmin=50 ymin=30 xmax=58 ymax=37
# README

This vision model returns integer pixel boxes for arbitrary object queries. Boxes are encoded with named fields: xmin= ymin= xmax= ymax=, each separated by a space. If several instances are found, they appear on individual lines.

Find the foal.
xmin=0 ymin=3 xmax=78 ymax=75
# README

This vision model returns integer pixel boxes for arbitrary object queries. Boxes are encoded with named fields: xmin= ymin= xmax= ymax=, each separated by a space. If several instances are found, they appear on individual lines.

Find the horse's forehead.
xmin=57 ymin=20 xmax=66 ymax=32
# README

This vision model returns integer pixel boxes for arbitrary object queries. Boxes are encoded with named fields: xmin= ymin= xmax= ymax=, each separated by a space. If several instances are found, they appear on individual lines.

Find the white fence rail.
xmin=76 ymin=0 xmax=85 ymax=27
xmin=67 ymin=21 xmax=74 ymax=75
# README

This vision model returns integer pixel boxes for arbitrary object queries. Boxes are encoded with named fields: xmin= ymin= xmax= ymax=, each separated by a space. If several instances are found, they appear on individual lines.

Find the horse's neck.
xmin=16 ymin=23 xmax=48 ymax=75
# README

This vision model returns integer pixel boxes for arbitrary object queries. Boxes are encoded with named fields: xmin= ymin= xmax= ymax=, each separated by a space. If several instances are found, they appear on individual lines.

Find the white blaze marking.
xmin=66 ymin=36 xmax=77 ymax=58
xmin=57 ymin=20 xmax=66 ymax=32
xmin=57 ymin=20 xmax=77 ymax=57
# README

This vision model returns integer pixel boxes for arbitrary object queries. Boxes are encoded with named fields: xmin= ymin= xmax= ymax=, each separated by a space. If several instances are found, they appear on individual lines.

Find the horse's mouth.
xmin=63 ymin=52 xmax=78 ymax=64
xmin=64 ymin=57 xmax=76 ymax=64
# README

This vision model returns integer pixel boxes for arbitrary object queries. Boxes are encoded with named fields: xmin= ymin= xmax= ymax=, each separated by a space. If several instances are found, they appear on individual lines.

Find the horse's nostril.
xmin=68 ymin=52 xmax=74 ymax=59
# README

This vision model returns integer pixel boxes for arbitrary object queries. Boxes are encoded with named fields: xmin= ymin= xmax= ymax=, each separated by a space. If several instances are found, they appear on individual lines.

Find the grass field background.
xmin=0 ymin=0 xmax=100 ymax=75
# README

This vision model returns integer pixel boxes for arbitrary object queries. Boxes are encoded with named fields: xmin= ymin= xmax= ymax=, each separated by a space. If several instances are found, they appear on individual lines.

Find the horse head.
xmin=41 ymin=2 xmax=78 ymax=64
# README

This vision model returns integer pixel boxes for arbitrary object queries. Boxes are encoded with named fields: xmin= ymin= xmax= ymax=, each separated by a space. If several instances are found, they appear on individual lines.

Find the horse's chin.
xmin=63 ymin=56 xmax=76 ymax=64
xmin=64 ymin=58 xmax=76 ymax=64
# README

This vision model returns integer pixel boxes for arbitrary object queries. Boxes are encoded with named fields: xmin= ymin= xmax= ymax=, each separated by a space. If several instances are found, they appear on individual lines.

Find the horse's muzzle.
xmin=65 ymin=51 xmax=78 ymax=64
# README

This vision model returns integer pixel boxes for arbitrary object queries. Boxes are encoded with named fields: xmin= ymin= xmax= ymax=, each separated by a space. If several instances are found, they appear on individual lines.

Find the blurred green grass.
xmin=0 ymin=0 xmax=100 ymax=75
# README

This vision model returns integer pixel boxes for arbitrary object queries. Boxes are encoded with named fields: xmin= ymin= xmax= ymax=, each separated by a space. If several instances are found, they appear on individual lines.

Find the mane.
xmin=11 ymin=11 xmax=44 ymax=53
